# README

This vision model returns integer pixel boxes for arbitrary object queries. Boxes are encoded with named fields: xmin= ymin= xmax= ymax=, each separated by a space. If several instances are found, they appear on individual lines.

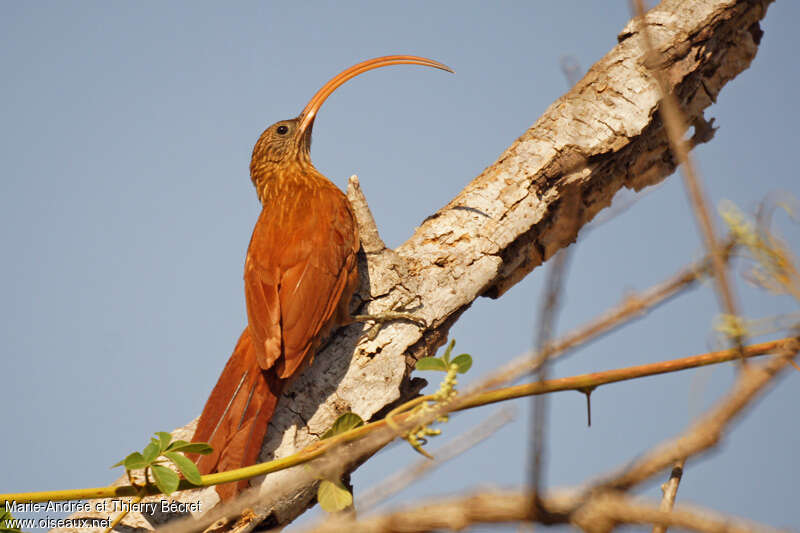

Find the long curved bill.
xmin=297 ymin=55 xmax=453 ymax=134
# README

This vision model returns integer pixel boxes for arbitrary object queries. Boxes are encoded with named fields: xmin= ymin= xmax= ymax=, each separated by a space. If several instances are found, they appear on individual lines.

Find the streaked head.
xmin=250 ymin=55 xmax=453 ymax=188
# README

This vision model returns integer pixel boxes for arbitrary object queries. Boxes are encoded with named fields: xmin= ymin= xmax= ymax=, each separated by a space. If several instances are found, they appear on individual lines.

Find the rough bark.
xmin=53 ymin=0 xmax=773 ymax=530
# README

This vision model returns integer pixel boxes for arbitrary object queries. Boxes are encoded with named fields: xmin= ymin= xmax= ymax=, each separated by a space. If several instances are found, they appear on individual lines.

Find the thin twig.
xmin=573 ymin=491 xmax=780 ymax=533
xmin=474 ymin=239 xmax=735 ymax=393
xmin=626 ymin=8 xmax=720 ymax=508
xmin=529 ymin=185 xmax=580 ymax=518
xmin=356 ymin=407 xmax=516 ymax=513
xmin=632 ymin=0 xmax=745 ymax=357
xmin=596 ymin=338 xmax=799 ymax=491
xmin=653 ymin=460 xmax=685 ymax=533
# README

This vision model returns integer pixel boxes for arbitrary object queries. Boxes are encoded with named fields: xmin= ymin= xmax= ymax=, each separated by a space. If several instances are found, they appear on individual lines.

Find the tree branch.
xmin=299 ymin=490 xmax=780 ymax=533
xmin=596 ymin=339 xmax=798 ymax=491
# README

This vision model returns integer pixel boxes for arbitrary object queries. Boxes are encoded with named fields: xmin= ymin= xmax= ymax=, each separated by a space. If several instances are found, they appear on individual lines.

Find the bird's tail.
xmin=189 ymin=329 xmax=283 ymax=500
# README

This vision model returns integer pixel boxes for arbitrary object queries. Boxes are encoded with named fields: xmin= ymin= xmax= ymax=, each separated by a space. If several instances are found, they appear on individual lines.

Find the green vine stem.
xmin=102 ymin=489 xmax=144 ymax=533
xmin=0 ymin=337 xmax=794 ymax=505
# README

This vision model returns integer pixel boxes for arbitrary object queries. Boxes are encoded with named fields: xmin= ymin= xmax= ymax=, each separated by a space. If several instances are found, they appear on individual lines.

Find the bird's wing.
xmin=244 ymin=182 xmax=358 ymax=379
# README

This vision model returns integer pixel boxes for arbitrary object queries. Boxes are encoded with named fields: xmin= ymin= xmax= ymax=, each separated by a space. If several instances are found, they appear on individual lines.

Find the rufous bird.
xmin=190 ymin=56 xmax=452 ymax=500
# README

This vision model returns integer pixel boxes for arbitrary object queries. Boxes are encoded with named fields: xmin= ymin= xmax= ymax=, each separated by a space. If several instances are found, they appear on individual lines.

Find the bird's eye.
xmin=276 ymin=125 xmax=289 ymax=135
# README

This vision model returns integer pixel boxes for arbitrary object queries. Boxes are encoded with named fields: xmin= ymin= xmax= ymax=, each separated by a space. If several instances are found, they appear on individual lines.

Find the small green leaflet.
xmin=165 ymin=440 xmax=213 ymax=455
xmin=142 ymin=439 xmax=161 ymax=464
xmin=155 ymin=431 xmax=173 ymax=451
xmin=321 ymin=412 xmax=364 ymax=440
xmin=151 ymin=464 xmax=180 ymax=495
xmin=317 ymin=479 xmax=353 ymax=512
xmin=0 ymin=503 xmax=21 ymax=533
xmin=112 ymin=452 xmax=148 ymax=470
xmin=113 ymin=432 xmax=213 ymax=469
xmin=451 ymin=353 xmax=472 ymax=373
xmin=415 ymin=357 xmax=448 ymax=371
xmin=111 ymin=431 xmax=213 ymax=493
xmin=442 ymin=339 xmax=456 ymax=364
xmin=164 ymin=452 xmax=203 ymax=485
xmin=415 ymin=339 xmax=473 ymax=373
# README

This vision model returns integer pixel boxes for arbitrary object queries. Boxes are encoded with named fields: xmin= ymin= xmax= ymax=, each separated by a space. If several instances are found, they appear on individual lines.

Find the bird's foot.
xmin=353 ymin=310 xmax=427 ymax=342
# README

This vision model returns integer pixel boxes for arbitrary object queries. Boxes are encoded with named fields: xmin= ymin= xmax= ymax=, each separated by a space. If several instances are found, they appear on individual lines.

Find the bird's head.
xmin=249 ymin=55 xmax=452 ymax=198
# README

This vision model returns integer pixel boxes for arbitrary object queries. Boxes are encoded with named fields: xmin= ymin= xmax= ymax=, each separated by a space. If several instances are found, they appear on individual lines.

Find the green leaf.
xmin=164 ymin=452 xmax=202 ymax=485
xmin=155 ymin=432 xmax=173 ymax=451
xmin=151 ymin=465 xmax=180 ymax=495
xmin=442 ymin=339 xmax=456 ymax=365
xmin=415 ymin=357 xmax=447 ymax=371
xmin=119 ymin=452 xmax=148 ymax=470
xmin=0 ymin=503 xmax=21 ymax=533
xmin=317 ymin=479 xmax=352 ymax=512
xmin=166 ymin=440 xmax=213 ymax=455
xmin=451 ymin=353 xmax=473 ymax=374
xmin=321 ymin=412 xmax=364 ymax=440
xmin=142 ymin=439 xmax=160 ymax=464
xmin=165 ymin=439 xmax=189 ymax=451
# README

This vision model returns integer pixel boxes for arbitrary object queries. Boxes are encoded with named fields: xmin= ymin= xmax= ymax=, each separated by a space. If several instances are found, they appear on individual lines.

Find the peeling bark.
xmin=52 ymin=0 xmax=773 ymax=531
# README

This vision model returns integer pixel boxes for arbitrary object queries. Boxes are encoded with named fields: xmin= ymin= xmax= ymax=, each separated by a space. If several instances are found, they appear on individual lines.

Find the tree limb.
xmin=298 ymin=490 xmax=780 ymax=533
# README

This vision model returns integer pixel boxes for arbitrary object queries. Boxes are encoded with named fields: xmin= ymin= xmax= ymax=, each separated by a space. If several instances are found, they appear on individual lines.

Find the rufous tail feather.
xmin=189 ymin=329 xmax=283 ymax=500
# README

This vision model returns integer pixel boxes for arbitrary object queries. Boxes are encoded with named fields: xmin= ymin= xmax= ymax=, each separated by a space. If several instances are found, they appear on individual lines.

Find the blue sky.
xmin=1 ymin=2 xmax=798 ymax=531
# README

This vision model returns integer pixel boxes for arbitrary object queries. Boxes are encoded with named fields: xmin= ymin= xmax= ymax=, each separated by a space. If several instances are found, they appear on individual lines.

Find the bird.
xmin=190 ymin=56 xmax=452 ymax=500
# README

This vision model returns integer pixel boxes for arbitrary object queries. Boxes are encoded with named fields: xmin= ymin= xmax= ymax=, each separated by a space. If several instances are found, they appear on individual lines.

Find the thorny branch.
xmin=297 ymin=342 xmax=798 ymax=533
xmin=146 ymin=337 xmax=797 ymax=533
xmin=596 ymin=340 xmax=798 ymax=492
